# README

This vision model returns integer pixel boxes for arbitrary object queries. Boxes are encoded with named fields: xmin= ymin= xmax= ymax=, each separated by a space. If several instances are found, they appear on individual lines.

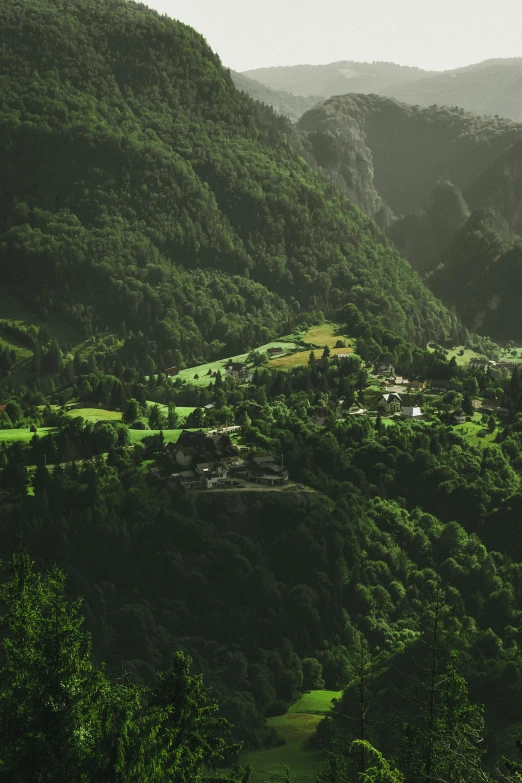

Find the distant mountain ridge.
xmin=244 ymin=60 xmax=434 ymax=99
xmin=243 ymin=58 xmax=522 ymax=121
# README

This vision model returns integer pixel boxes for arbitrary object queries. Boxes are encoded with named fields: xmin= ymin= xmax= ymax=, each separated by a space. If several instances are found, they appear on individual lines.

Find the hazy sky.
xmin=145 ymin=0 xmax=522 ymax=73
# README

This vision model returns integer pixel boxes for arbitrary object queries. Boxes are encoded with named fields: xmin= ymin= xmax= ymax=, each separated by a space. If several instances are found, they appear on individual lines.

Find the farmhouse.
xmin=375 ymin=362 xmax=395 ymax=377
xmin=225 ymin=362 xmax=252 ymax=382
xmin=267 ymin=346 xmax=284 ymax=357
xmin=250 ymin=454 xmax=289 ymax=485
xmin=164 ymin=366 xmax=179 ymax=376
xmin=380 ymin=393 xmax=402 ymax=413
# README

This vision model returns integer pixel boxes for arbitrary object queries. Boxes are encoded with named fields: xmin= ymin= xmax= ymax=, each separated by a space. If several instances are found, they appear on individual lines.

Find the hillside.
xmin=230 ymin=70 xmax=321 ymax=122
xmin=243 ymin=60 xmax=434 ymax=98
xmin=298 ymin=93 xmax=522 ymax=220
xmin=382 ymin=58 xmax=522 ymax=122
xmin=0 ymin=0 xmax=458 ymax=372
xmin=466 ymin=138 xmax=522 ymax=235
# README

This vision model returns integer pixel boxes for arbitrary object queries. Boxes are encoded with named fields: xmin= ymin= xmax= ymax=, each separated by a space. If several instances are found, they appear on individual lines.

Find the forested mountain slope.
xmin=298 ymin=94 xmax=522 ymax=337
xmin=243 ymin=60 xmax=433 ymax=99
xmin=230 ymin=70 xmax=321 ymax=122
xmin=298 ymin=94 xmax=521 ymax=220
xmin=466 ymin=138 xmax=522 ymax=236
xmin=0 ymin=0 xmax=460 ymax=370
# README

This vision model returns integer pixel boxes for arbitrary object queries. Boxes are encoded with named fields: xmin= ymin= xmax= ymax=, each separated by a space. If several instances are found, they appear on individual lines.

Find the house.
xmin=267 ymin=347 xmax=284 ymax=357
xmin=472 ymin=398 xmax=483 ymax=410
xmin=380 ymin=393 xmax=402 ymax=413
xmin=221 ymin=455 xmax=249 ymax=475
xmin=225 ymin=362 xmax=252 ymax=382
xmin=250 ymin=455 xmax=289 ymax=485
xmin=469 ymin=358 xmax=489 ymax=369
xmin=195 ymin=461 xmax=228 ymax=488
xmin=402 ymin=406 xmax=423 ymax=418
xmin=407 ymin=378 xmax=428 ymax=390
xmin=173 ymin=470 xmax=201 ymax=490
xmin=203 ymin=402 xmax=216 ymax=410
xmin=375 ymin=362 xmax=395 ymax=376
xmin=164 ymin=366 xmax=179 ymax=376
xmin=334 ymin=353 xmax=350 ymax=360
xmin=452 ymin=410 xmax=467 ymax=424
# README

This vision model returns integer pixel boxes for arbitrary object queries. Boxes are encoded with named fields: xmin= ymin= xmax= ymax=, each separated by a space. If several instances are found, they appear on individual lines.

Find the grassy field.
xmin=172 ymin=339 xmax=301 ymax=387
xmin=67 ymin=408 xmax=123 ymax=422
xmin=268 ymin=324 xmax=353 ymax=371
xmin=0 ymin=427 xmax=56 ymax=442
xmin=128 ymin=428 xmax=205 ymax=445
xmin=453 ymin=416 xmax=500 ymax=448
xmin=426 ymin=344 xmax=486 ymax=367
xmin=238 ymin=690 xmax=341 ymax=783
xmin=145 ymin=402 xmax=196 ymax=424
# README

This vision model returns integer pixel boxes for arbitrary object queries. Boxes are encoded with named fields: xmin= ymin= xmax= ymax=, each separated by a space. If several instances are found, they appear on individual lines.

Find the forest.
xmin=2 ymin=0 xmax=522 ymax=781
xmin=0 ymin=0 xmax=460 ymax=371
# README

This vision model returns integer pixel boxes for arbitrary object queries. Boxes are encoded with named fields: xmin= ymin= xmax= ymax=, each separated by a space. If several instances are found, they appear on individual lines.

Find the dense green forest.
xmin=2 ymin=312 xmax=522 ymax=779
xmin=0 ymin=0 xmax=458 ymax=372
xmin=297 ymin=94 xmax=522 ymax=338
xmin=298 ymin=94 xmax=521 ymax=220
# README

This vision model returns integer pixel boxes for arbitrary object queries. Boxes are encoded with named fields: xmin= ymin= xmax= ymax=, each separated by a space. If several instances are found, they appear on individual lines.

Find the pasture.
xmin=238 ymin=690 xmax=341 ymax=783
xmin=0 ymin=427 xmax=56 ymax=442
xmin=267 ymin=323 xmax=353 ymax=371
xmin=67 ymin=408 xmax=123 ymax=422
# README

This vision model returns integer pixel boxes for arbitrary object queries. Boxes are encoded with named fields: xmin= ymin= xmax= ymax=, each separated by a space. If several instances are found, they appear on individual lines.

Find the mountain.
xmin=230 ymin=70 xmax=321 ymax=122
xmin=466 ymin=138 xmax=522 ymax=235
xmin=382 ymin=59 xmax=522 ymax=122
xmin=0 ymin=0 xmax=458 ymax=370
xmin=298 ymin=94 xmax=522 ymax=337
xmin=243 ymin=60 xmax=434 ymax=98
xmin=298 ymin=93 xmax=521 ymax=221
xmin=244 ymin=59 xmax=522 ymax=122
xmin=428 ymin=209 xmax=522 ymax=339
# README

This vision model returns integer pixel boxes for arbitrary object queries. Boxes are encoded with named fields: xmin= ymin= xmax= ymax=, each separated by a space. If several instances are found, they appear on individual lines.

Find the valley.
xmin=1 ymin=0 xmax=522 ymax=781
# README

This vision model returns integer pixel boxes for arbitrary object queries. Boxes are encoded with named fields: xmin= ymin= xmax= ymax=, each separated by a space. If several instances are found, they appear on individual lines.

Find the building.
xmin=402 ymin=406 xmax=423 ymax=418
xmin=452 ymin=410 xmax=467 ymax=424
xmin=164 ymin=366 xmax=179 ymax=376
xmin=250 ymin=454 xmax=289 ymax=485
xmin=195 ymin=461 xmax=228 ymax=488
xmin=267 ymin=347 xmax=284 ymax=357
xmin=225 ymin=362 xmax=252 ymax=382
xmin=380 ymin=393 xmax=402 ymax=413
xmin=375 ymin=362 xmax=395 ymax=377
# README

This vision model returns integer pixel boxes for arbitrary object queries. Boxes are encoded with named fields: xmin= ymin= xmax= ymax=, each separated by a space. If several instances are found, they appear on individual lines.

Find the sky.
xmin=145 ymin=0 xmax=522 ymax=73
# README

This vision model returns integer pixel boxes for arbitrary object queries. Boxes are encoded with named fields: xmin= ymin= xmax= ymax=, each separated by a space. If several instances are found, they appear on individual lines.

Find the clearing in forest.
xmin=268 ymin=323 xmax=353 ymax=371
xmin=238 ymin=689 xmax=341 ymax=783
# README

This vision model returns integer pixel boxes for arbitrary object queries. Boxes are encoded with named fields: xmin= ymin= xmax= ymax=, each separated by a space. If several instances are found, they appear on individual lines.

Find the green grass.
xmin=453 ymin=416 xmax=500 ymax=448
xmin=172 ymin=338 xmax=302 ymax=388
xmin=426 ymin=344 xmax=486 ymax=367
xmin=237 ymin=690 xmax=341 ymax=783
xmin=127 ymin=428 xmax=206 ymax=445
xmin=145 ymin=403 xmax=196 ymax=424
xmin=288 ymin=690 xmax=341 ymax=714
xmin=67 ymin=408 xmax=123 ymax=422
xmin=0 ymin=427 xmax=56 ymax=442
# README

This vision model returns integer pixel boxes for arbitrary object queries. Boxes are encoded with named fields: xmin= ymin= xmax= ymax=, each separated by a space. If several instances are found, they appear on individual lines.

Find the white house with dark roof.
xmin=402 ymin=406 xmax=423 ymax=418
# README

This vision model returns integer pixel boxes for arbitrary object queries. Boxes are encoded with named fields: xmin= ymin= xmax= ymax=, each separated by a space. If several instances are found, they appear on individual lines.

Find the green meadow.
xmin=238 ymin=690 xmax=341 ymax=783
